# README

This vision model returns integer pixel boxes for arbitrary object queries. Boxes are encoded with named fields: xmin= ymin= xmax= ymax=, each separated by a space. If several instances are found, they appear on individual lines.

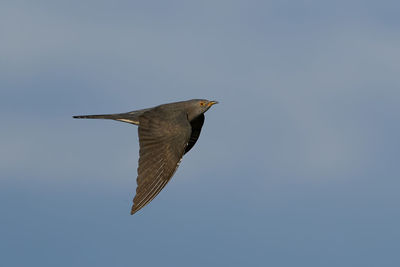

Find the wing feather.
xmin=184 ymin=114 xmax=204 ymax=154
xmin=131 ymin=109 xmax=191 ymax=214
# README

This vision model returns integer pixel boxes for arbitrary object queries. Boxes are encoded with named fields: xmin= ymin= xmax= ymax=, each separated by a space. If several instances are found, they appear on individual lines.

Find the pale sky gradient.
xmin=1 ymin=1 xmax=400 ymax=266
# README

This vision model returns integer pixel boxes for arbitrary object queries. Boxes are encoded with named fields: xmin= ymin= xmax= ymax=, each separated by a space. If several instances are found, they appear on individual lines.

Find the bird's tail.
xmin=73 ymin=113 xmax=140 ymax=125
xmin=73 ymin=114 xmax=120 ymax=120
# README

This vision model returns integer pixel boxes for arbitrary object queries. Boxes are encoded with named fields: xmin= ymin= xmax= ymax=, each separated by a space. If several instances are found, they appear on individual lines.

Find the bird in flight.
xmin=73 ymin=99 xmax=218 ymax=214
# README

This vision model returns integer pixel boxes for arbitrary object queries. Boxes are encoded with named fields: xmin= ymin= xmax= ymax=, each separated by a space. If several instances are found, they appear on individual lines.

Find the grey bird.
xmin=73 ymin=99 xmax=218 ymax=214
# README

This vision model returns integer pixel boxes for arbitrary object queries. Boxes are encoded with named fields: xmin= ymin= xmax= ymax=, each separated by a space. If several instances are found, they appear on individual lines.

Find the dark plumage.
xmin=73 ymin=99 xmax=218 ymax=214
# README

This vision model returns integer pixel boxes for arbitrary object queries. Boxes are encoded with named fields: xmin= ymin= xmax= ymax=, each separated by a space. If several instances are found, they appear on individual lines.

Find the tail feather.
xmin=73 ymin=113 xmax=140 ymax=125
xmin=73 ymin=108 xmax=152 ymax=125
xmin=73 ymin=114 xmax=119 ymax=120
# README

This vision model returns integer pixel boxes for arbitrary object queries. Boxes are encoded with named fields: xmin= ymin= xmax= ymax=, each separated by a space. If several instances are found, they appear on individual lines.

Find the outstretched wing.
xmin=184 ymin=114 xmax=204 ymax=154
xmin=131 ymin=109 xmax=191 ymax=214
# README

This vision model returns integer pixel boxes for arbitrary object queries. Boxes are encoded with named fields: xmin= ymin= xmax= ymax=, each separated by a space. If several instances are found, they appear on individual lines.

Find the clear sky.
xmin=1 ymin=1 xmax=400 ymax=266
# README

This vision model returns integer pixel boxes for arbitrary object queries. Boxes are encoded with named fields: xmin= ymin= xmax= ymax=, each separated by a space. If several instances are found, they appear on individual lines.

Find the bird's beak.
xmin=207 ymin=101 xmax=219 ymax=107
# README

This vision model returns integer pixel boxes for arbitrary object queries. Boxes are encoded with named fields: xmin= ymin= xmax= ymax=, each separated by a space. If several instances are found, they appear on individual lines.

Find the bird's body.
xmin=73 ymin=99 xmax=218 ymax=214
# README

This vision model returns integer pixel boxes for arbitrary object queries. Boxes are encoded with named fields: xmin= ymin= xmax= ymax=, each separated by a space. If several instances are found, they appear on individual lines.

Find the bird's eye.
xmin=200 ymin=102 xmax=205 ymax=106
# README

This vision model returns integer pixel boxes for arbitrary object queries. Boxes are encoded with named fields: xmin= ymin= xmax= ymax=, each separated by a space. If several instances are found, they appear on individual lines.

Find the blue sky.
xmin=1 ymin=1 xmax=400 ymax=266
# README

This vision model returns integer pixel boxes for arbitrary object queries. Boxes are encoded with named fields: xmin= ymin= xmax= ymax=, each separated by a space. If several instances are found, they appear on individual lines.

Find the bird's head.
xmin=186 ymin=99 xmax=218 ymax=121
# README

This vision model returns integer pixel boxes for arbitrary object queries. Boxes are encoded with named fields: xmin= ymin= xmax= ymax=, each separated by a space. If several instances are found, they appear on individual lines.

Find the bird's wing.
xmin=184 ymin=114 xmax=204 ymax=154
xmin=131 ymin=109 xmax=191 ymax=214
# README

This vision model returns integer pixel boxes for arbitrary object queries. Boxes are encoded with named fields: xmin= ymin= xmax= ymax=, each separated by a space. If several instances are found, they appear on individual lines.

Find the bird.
xmin=73 ymin=99 xmax=218 ymax=214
